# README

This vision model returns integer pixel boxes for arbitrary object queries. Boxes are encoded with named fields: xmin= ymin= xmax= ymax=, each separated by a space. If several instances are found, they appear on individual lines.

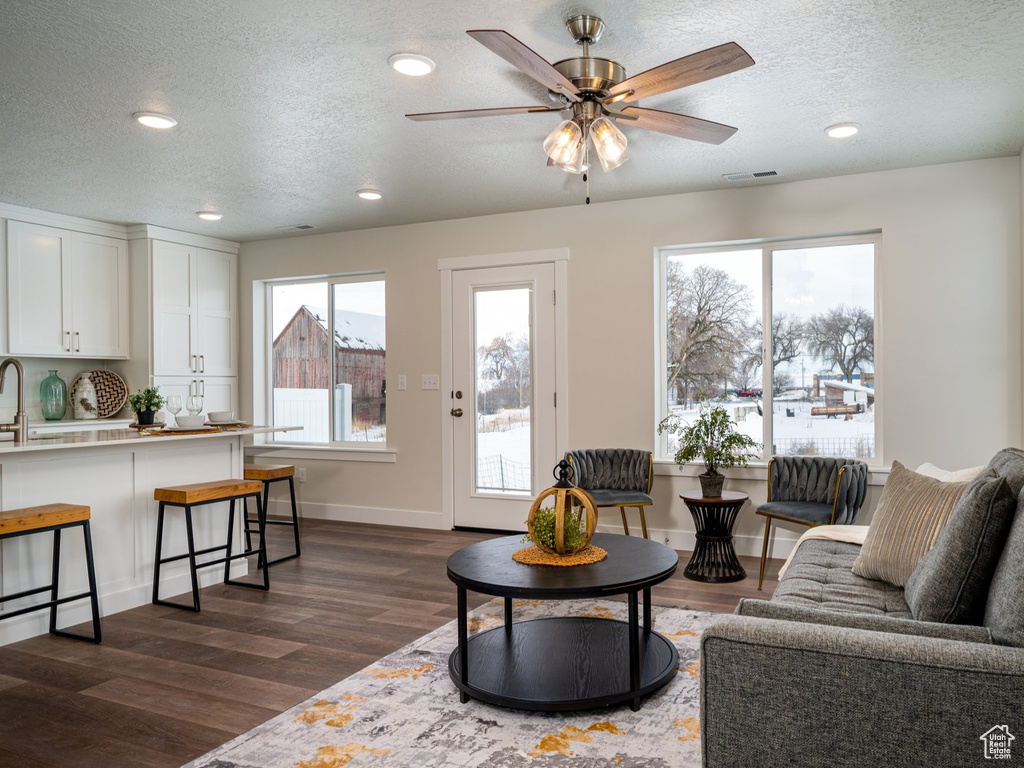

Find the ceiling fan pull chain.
xmin=584 ymin=146 xmax=591 ymax=204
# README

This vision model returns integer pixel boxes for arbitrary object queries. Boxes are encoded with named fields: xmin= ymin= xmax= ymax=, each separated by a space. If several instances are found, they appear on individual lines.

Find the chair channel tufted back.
xmin=769 ymin=456 xmax=869 ymax=525
xmin=565 ymin=449 xmax=653 ymax=493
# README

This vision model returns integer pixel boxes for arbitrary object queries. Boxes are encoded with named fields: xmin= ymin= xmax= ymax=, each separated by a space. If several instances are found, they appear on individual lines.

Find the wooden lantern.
xmin=527 ymin=460 xmax=598 ymax=555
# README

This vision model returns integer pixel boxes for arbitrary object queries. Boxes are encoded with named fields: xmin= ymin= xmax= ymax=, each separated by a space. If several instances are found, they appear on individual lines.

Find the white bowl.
xmin=174 ymin=414 xmax=206 ymax=429
xmin=208 ymin=410 xmax=234 ymax=422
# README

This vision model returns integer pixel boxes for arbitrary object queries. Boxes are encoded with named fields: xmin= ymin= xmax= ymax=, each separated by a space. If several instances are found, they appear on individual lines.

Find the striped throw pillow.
xmin=852 ymin=461 xmax=969 ymax=586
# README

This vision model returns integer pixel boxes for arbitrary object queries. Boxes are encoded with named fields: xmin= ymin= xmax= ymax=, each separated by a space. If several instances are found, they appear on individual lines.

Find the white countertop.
xmin=0 ymin=425 xmax=300 ymax=454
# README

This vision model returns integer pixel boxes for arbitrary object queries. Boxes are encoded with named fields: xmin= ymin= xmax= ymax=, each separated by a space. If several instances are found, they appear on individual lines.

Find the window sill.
xmin=245 ymin=444 xmax=397 ymax=463
xmin=654 ymin=459 xmax=890 ymax=486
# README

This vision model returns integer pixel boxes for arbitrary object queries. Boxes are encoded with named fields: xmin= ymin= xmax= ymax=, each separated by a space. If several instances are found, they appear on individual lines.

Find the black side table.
xmin=679 ymin=490 xmax=748 ymax=583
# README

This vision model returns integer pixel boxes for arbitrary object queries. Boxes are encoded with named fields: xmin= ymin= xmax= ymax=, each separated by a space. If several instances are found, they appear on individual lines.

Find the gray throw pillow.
xmin=984 ymin=492 xmax=1024 ymax=645
xmin=905 ymin=470 xmax=1016 ymax=624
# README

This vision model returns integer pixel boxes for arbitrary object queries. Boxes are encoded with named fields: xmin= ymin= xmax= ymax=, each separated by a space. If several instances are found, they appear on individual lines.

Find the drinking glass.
xmin=165 ymin=395 xmax=182 ymax=426
xmin=186 ymin=395 xmax=204 ymax=416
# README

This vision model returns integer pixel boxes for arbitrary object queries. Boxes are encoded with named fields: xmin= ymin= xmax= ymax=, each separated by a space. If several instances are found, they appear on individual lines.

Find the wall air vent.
xmin=274 ymin=224 xmax=318 ymax=232
xmin=722 ymin=170 xmax=781 ymax=182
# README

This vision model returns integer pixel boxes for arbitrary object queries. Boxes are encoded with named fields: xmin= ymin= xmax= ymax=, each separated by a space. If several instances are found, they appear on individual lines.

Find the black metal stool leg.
xmin=184 ymin=506 xmax=201 ymax=611
xmin=48 ymin=527 xmax=62 ymax=635
xmin=288 ymin=477 xmax=300 ymax=558
xmin=152 ymin=502 xmax=167 ymax=604
xmin=81 ymin=521 xmax=102 ymax=643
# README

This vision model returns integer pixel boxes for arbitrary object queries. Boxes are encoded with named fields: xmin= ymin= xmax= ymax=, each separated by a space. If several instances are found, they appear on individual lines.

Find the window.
xmin=657 ymin=235 xmax=877 ymax=462
xmin=269 ymin=275 xmax=385 ymax=446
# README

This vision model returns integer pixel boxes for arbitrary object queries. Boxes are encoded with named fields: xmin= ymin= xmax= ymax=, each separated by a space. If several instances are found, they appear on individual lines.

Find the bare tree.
xmin=739 ymin=313 xmax=806 ymax=386
xmin=666 ymin=263 xmax=753 ymax=402
xmin=806 ymin=305 xmax=874 ymax=383
xmin=477 ymin=334 xmax=531 ymax=409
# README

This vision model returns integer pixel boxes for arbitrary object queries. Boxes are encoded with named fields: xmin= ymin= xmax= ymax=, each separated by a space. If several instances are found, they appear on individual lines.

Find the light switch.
xmin=422 ymin=374 xmax=440 ymax=390
xmin=398 ymin=375 xmax=407 ymax=391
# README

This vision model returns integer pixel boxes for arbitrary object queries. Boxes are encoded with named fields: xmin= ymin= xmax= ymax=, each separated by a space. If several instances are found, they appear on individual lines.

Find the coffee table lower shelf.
xmin=448 ymin=616 xmax=679 ymax=712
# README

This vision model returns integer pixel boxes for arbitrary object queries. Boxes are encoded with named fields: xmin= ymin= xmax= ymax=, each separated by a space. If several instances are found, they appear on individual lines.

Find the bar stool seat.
xmin=244 ymin=464 xmax=301 ymax=566
xmin=153 ymin=479 xmax=268 ymax=612
xmin=0 ymin=503 xmax=101 ymax=643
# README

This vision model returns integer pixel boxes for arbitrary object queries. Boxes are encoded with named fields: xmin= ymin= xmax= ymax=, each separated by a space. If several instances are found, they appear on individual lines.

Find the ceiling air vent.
xmin=722 ymin=170 xmax=781 ymax=182
xmin=274 ymin=224 xmax=318 ymax=232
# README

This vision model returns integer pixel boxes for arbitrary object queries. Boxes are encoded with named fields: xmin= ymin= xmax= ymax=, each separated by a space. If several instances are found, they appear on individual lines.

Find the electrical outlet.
xmin=422 ymin=374 xmax=440 ymax=390
xmin=398 ymin=375 xmax=407 ymax=391
xmin=297 ymin=468 xmax=307 ymax=483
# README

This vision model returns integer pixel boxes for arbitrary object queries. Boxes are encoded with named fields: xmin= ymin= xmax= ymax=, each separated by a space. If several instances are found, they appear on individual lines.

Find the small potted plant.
xmin=128 ymin=386 xmax=165 ymax=425
xmin=658 ymin=398 xmax=761 ymax=497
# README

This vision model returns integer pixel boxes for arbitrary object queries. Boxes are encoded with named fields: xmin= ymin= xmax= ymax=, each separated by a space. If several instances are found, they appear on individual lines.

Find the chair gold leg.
xmin=620 ymin=507 xmax=631 ymax=536
xmin=758 ymin=515 xmax=772 ymax=590
xmin=637 ymin=506 xmax=649 ymax=539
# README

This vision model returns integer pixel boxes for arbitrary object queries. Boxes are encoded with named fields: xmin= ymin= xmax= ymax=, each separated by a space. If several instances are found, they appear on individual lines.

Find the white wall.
xmin=239 ymin=157 xmax=1022 ymax=556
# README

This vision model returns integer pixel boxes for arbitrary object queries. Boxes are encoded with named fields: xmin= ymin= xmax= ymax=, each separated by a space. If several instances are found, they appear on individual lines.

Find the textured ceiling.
xmin=1 ymin=0 xmax=1022 ymax=242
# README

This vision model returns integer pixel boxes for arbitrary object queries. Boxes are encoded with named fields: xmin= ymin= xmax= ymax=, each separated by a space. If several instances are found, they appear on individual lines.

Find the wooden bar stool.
xmin=243 ymin=464 xmax=300 ymax=565
xmin=0 ymin=503 xmax=101 ymax=643
xmin=152 ymin=479 xmax=268 ymax=612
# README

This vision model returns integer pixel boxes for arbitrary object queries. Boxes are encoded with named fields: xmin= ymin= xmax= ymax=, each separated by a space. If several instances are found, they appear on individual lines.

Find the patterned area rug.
xmin=184 ymin=599 xmax=715 ymax=768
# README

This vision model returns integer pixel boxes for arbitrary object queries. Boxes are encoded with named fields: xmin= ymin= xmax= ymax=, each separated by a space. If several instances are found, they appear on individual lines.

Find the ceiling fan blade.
xmin=617 ymin=107 xmax=738 ymax=144
xmin=407 ymin=105 xmax=562 ymax=121
xmin=467 ymin=29 xmax=581 ymax=101
xmin=607 ymin=42 xmax=753 ymax=102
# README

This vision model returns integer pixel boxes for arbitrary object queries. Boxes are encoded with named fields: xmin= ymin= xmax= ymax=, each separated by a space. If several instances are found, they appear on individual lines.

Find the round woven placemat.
xmin=512 ymin=545 xmax=608 ymax=566
xmin=70 ymin=370 xmax=128 ymax=418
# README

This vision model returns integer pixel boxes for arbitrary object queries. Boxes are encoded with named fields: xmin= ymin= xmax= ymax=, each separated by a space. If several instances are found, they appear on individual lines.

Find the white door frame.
xmin=439 ymin=248 xmax=570 ymax=530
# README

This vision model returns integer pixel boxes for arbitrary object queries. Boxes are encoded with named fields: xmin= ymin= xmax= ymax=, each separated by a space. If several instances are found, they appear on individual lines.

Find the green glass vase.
xmin=40 ymin=369 xmax=68 ymax=421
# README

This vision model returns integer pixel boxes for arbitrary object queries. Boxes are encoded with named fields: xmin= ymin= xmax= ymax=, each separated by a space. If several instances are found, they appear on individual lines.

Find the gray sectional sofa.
xmin=700 ymin=448 xmax=1024 ymax=767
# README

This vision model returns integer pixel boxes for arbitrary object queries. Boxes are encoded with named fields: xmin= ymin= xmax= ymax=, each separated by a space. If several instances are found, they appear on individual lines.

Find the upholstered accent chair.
xmin=757 ymin=455 xmax=869 ymax=589
xmin=565 ymin=449 xmax=654 ymax=538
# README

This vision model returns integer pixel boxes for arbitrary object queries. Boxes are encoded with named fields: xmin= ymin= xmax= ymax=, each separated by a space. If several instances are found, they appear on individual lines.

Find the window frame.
xmin=655 ymin=231 xmax=882 ymax=466
xmin=264 ymin=271 xmax=387 ymax=450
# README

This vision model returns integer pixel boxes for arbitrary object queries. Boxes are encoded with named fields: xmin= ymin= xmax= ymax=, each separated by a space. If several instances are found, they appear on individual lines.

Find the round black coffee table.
xmin=446 ymin=532 xmax=678 ymax=712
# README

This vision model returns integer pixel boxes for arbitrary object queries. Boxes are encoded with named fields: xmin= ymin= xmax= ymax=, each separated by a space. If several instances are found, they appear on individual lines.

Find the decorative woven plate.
xmin=70 ymin=370 xmax=128 ymax=418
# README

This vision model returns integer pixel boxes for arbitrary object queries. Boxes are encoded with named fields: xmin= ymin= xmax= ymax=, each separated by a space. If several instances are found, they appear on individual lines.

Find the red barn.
xmin=273 ymin=305 xmax=386 ymax=425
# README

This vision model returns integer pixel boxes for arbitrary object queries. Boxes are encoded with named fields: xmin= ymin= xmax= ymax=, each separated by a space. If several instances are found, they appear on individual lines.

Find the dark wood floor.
xmin=0 ymin=520 xmax=782 ymax=767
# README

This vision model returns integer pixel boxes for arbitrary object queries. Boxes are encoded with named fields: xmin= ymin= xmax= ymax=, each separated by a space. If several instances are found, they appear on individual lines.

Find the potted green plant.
xmin=658 ymin=398 xmax=761 ymax=497
xmin=127 ymin=386 xmax=165 ymax=425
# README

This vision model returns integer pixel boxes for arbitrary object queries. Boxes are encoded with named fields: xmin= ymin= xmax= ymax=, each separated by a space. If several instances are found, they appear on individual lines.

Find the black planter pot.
xmin=136 ymin=409 xmax=156 ymax=425
xmin=699 ymin=473 xmax=725 ymax=498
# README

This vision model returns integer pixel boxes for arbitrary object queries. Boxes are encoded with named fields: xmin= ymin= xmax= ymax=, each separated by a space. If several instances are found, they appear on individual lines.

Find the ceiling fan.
xmin=407 ymin=15 xmax=754 ymax=177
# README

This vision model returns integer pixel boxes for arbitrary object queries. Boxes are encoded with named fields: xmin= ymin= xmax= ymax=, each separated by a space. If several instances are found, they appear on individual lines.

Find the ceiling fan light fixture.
xmin=134 ymin=111 xmax=177 ymax=129
xmin=357 ymin=188 xmax=383 ymax=201
xmin=389 ymin=53 xmax=436 ymax=77
xmin=589 ymin=116 xmax=629 ymax=171
xmin=543 ymin=119 xmax=584 ymax=165
xmin=825 ymin=122 xmax=860 ymax=139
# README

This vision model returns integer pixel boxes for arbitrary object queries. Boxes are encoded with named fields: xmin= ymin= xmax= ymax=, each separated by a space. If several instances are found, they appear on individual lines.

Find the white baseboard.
xmin=268 ymin=499 xmax=444 ymax=530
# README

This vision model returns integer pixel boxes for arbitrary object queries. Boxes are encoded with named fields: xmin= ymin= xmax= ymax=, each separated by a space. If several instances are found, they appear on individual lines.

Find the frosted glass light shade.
xmin=543 ymin=120 xmax=584 ymax=165
xmin=590 ymin=116 xmax=629 ymax=171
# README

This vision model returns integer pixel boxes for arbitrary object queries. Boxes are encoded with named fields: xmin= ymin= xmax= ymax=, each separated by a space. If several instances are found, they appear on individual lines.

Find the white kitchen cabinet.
xmin=153 ymin=375 xmax=236 ymax=416
xmin=152 ymin=241 xmax=237 ymax=377
xmin=6 ymin=221 xmax=128 ymax=358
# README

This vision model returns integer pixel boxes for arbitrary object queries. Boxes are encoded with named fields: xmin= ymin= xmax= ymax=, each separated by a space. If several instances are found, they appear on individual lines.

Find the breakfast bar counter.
xmin=0 ymin=426 xmax=299 ymax=644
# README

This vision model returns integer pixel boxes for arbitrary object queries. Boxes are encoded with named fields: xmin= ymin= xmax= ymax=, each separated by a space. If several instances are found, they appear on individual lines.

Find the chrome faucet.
xmin=0 ymin=358 xmax=28 ymax=445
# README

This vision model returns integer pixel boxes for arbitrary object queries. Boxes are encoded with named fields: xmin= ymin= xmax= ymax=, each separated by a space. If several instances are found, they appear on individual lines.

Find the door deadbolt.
xmin=455 ymin=390 xmax=463 ymax=399
xmin=451 ymin=408 xmax=464 ymax=417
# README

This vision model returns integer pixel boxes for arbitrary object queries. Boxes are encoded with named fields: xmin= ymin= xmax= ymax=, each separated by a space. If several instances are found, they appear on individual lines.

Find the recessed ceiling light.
xmin=357 ymin=189 xmax=383 ymax=201
xmin=825 ymin=122 xmax=860 ymax=139
xmin=134 ymin=111 xmax=178 ymax=129
xmin=197 ymin=211 xmax=222 ymax=221
xmin=389 ymin=53 xmax=435 ymax=76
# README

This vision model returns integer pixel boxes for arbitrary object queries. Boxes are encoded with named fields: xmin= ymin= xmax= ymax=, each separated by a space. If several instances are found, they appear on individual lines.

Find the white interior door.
xmin=451 ymin=264 xmax=558 ymax=531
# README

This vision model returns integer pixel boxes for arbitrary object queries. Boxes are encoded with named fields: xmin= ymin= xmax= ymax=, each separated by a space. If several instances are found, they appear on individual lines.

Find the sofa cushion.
xmin=985 ymin=447 xmax=1024 ymax=495
xmin=905 ymin=470 xmax=1016 ymax=624
xmin=985 ymin=496 xmax=1024 ymax=646
xmin=852 ymin=461 xmax=968 ymax=586
xmin=772 ymin=539 xmax=911 ymax=617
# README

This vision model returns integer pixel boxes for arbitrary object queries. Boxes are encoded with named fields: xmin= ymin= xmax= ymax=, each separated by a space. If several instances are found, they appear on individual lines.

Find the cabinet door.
xmin=70 ymin=232 xmax=129 ymax=358
xmin=197 ymin=376 xmax=237 ymax=415
xmin=196 ymin=249 xmax=237 ymax=377
xmin=7 ymin=221 xmax=72 ymax=355
xmin=152 ymin=241 xmax=197 ymax=376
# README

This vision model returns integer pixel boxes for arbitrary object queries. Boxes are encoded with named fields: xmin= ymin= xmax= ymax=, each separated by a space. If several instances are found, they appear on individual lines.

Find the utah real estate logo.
xmin=980 ymin=725 xmax=1014 ymax=760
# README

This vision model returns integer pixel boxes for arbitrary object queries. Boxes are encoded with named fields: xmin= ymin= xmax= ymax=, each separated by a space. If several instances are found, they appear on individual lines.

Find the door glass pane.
xmin=662 ymin=250 xmax=762 ymax=455
xmin=332 ymin=280 xmax=386 ymax=443
xmin=271 ymin=282 xmax=329 ymax=443
xmin=474 ymin=287 xmax=532 ymax=495
xmin=771 ymin=243 xmax=875 ymax=458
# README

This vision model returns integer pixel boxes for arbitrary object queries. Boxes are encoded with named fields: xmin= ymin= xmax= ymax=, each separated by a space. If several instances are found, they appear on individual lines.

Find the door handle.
xmin=191 ymin=354 xmax=197 ymax=372
xmin=451 ymin=408 xmax=464 ymax=417
xmin=199 ymin=379 xmax=205 ymax=397
xmin=199 ymin=354 xmax=205 ymax=373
